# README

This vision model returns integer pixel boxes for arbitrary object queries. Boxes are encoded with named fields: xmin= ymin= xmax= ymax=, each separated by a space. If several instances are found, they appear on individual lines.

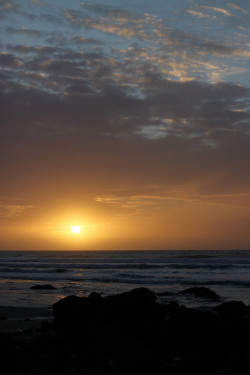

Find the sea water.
xmin=0 ymin=250 xmax=250 ymax=308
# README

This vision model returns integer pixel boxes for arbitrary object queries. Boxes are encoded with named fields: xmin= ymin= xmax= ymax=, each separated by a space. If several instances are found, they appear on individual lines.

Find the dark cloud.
xmin=1 ymin=69 xmax=250 ymax=201
xmin=0 ymin=51 xmax=23 ymax=67
xmin=1 ymin=45 xmax=249 ymax=143
xmin=71 ymin=35 xmax=102 ymax=45
xmin=0 ymin=1 xmax=17 ymax=16
xmin=9 ymin=45 xmax=58 ymax=54
xmin=6 ymin=27 xmax=43 ymax=38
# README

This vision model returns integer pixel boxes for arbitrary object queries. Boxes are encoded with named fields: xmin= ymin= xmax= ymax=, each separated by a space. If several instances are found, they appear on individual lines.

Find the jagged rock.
xmin=179 ymin=287 xmax=221 ymax=299
xmin=30 ymin=284 xmax=57 ymax=290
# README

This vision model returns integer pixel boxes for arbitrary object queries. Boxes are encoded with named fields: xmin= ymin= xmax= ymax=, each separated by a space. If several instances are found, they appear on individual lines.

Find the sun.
xmin=71 ymin=225 xmax=81 ymax=234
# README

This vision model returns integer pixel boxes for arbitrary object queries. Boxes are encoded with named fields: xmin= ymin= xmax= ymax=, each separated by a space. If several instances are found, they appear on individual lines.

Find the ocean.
xmin=0 ymin=250 xmax=250 ymax=309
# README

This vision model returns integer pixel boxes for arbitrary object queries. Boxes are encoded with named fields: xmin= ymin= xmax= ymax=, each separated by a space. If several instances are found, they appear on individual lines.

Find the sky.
xmin=1 ymin=0 xmax=250 ymax=250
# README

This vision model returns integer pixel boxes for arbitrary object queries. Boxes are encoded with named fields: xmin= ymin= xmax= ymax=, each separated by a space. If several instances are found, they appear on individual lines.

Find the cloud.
xmin=187 ymin=10 xmax=216 ymax=19
xmin=0 ymin=0 xmax=17 ymax=19
xmin=95 ymin=190 xmax=250 ymax=210
xmin=9 ymin=45 xmax=57 ymax=54
xmin=1 ymin=72 xmax=249 ymax=178
xmin=63 ymin=9 xmax=76 ymax=22
xmin=6 ymin=27 xmax=43 ymax=38
xmin=80 ymin=2 xmax=136 ymax=20
xmin=1 ymin=45 xmax=249 ymax=140
xmin=30 ymin=0 xmax=48 ymax=6
xmin=62 ymin=5 xmax=152 ymax=40
xmin=2 ymin=1 xmax=248 ymax=87
xmin=0 ymin=51 xmax=23 ymax=67
xmin=0 ymin=204 xmax=34 ymax=218
xmin=89 ymin=19 xmax=142 ymax=38
xmin=228 ymin=3 xmax=249 ymax=14
xmin=152 ymin=24 xmax=235 ymax=56
xmin=0 ymin=1 xmax=15 ymax=10
xmin=197 ymin=5 xmax=231 ymax=16
xmin=71 ymin=35 xmax=102 ymax=45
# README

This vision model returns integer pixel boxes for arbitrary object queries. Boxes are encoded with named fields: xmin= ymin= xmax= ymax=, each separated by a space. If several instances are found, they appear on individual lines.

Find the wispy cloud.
xmin=95 ymin=190 xmax=250 ymax=210
xmin=0 ymin=2 xmax=15 ymax=10
xmin=198 ymin=5 xmax=231 ymax=16
xmin=30 ymin=0 xmax=47 ymax=6
xmin=187 ymin=10 xmax=216 ymax=19
xmin=228 ymin=3 xmax=249 ymax=14
xmin=6 ymin=27 xmax=43 ymax=37
xmin=0 ymin=204 xmax=34 ymax=218
xmin=80 ymin=17 xmax=150 ymax=39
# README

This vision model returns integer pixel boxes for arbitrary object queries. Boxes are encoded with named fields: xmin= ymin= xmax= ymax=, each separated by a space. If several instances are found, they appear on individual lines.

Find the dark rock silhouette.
xmin=1 ymin=287 xmax=250 ymax=374
xmin=179 ymin=286 xmax=221 ymax=299
xmin=214 ymin=300 xmax=248 ymax=320
xmin=30 ymin=284 xmax=57 ymax=290
xmin=156 ymin=291 xmax=175 ymax=296
xmin=53 ymin=287 xmax=163 ymax=338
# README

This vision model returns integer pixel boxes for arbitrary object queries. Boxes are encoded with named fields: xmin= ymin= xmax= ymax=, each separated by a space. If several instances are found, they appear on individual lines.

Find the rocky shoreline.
xmin=1 ymin=287 xmax=250 ymax=374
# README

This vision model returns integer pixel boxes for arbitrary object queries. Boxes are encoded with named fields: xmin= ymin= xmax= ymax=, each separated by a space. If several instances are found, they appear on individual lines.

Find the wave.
xmin=66 ymin=277 xmax=158 ymax=285
xmin=0 ymin=272 xmax=250 ymax=289
xmin=0 ymin=262 xmax=249 ymax=274
xmin=169 ymin=264 xmax=245 ymax=270
xmin=0 ymin=267 xmax=68 ymax=274
xmin=0 ymin=262 xmax=165 ymax=269
xmin=174 ymin=279 xmax=250 ymax=288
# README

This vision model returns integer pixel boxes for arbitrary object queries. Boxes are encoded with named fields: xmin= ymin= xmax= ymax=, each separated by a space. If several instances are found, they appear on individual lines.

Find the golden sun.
xmin=71 ymin=225 xmax=81 ymax=234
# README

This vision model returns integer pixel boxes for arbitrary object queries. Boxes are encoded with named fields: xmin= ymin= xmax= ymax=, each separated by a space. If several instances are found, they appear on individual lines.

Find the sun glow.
xmin=71 ymin=225 xmax=81 ymax=234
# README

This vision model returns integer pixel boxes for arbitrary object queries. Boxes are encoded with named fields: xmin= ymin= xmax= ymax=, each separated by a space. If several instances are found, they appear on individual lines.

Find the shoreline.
xmin=0 ymin=285 xmax=241 ymax=332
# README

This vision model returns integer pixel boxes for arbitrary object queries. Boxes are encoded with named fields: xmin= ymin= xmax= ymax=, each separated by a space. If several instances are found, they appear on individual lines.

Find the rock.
xmin=89 ymin=291 xmax=102 ymax=302
xmin=162 ymin=301 xmax=181 ymax=317
xmin=179 ymin=353 xmax=217 ymax=375
xmin=30 ymin=284 xmax=57 ymax=290
xmin=179 ymin=287 xmax=221 ymax=300
xmin=157 ymin=291 xmax=175 ymax=296
xmin=214 ymin=300 xmax=247 ymax=319
xmin=52 ymin=287 xmax=163 ymax=338
xmin=104 ymin=286 xmax=156 ymax=306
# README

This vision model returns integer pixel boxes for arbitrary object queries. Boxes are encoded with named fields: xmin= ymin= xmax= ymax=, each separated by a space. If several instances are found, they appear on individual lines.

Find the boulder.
xmin=30 ymin=284 xmax=57 ymax=290
xmin=179 ymin=287 xmax=221 ymax=300
xmin=52 ymin=287 xmax=164 ymax=337
xmin=104 ymin=286 xmax=156 ymax=306
xmin=214 ymin=300 xmax=247 ymax=319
